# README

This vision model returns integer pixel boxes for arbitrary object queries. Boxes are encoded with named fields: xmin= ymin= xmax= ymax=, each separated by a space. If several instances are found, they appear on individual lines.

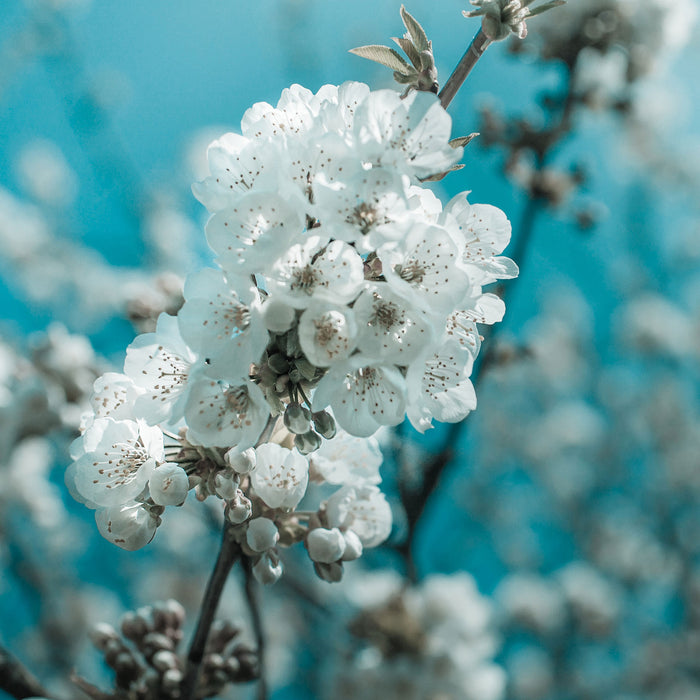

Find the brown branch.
xmin=242 ymin=558 xmax=268 ymax=700
xmin=439 ymin=30 xmax=492 ymax=109
xmin=180 ymin=522 xmax=242 ymax=700
xmin=0 ymin=646 xmax=50 ymax=699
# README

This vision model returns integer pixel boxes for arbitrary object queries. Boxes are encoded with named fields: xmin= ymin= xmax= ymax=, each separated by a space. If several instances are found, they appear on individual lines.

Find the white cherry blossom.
xmin=312 ymin=357 xmax=407 ymax=437
xmin=380 ymin=223 xmax=471 ymax=316
xmin=72 ymin=418 xmax=163 ymax=507
xmin=309 ymin=428 xmax=383 ymax=485
xmin=354 ymin=89 xmax=463 ymax=179
xmin=406 ymin=340 xmax=477 ymax=433
xmin=251 ymin=443 xmax=309 ymax=510
xmin=298 ymin=300 xmax=359 ymax=367
xmin=177 ymin=268 xmax=267 ymax=382
xmin=184 ymin=373 xmax=268 ymax=448
xmin=191 ymin=134 xmax=277 ymax=212
xmin=353 ymin=283 xmax=434 ymax=365
xmin=266 ymin=236 xmax=364 ymax=309
xmin=205 ymin=191 xmax=305 ymax=274
xmin=325 ymin=485 xmax=392 ymax=547
xmin=87 ymin=372 xmax=144 ymax=424
xmin=124 ymin=313 xmax=197 ymax=426
xmin=312 ymin=166 xmax=410 ymax=251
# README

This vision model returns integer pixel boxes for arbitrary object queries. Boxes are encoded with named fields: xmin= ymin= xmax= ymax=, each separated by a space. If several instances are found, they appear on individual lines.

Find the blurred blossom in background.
xmin=2 ymin=0 xmax=700 ymax=699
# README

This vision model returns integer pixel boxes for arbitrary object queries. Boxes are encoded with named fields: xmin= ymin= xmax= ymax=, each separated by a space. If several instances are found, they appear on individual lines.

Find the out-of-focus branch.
xmin=0 ymin=646 xmax=50 ymax=699
xmin=243 ymin=558 xmax=268 ymax=700
xmin=181 ymin=522 xmax=242 ymax=700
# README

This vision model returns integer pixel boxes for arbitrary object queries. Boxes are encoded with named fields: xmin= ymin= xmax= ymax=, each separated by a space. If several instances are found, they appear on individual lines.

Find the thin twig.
xmin=243 ymin=558 xmax=268 ymax=700
xmin=439 ymin=29 xmax=491 ymax=109
xmin=181 ymin=522 xmax=242 ymax=700
xmin=0 ymin=645 xmax=50 ymax=699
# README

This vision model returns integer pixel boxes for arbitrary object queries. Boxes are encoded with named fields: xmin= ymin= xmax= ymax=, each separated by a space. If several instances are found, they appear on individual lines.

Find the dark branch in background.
xmin=0 ymin=646 xmax=50 ymax=699
xmin=243 ymin=558 xmax=268 ymax=700
xmin=398 ymin=58 xmax=583 ymax=578
xmin=181 ymin=523 xmax=242 ymax=700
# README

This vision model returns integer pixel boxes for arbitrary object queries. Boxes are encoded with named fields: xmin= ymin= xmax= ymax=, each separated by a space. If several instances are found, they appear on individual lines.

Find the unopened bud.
xmin=225 ymin=447 xmax=256 ymax=474
xmin=214 ymin=470 xmax=240 ymax=500
xmin=284 ymin=403 xmax=312 ymax=434
xmin=341 ymin=529 xmax=363 ymax=561
xmin=252 ymin=551 xmax=283 ymax=585
xmin=262 ymin=298 xmax=296 ymax=333
xmin=246 ymin=518 xmax=279 ymax=552
xmin=307 ymin=527 xmax=346 ymax=563
xmin=90 ymin=623 xmax=119 ymax=651
xmin=312 ymin=410 xmax=336 ymax=439
xmin=225 ymin=491 xmax=252 ymax=524
xmin=294 ymin=429 xmax=322 ymax=455
xmin=151 ymin=649 xmax=179 ymax=672
xmin=314 ymin=560 xmax=344 ymax=583
xmin=162 ymin=667 xmax=184 ymax=690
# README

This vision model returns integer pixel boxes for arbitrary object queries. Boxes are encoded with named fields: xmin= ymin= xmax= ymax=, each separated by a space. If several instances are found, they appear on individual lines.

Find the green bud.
xmin=284 ymin=403 xmax=312 ymax=434
xmin=312 ymin=410 xmax=336 ymax=440
xmin=294 ymin=430 xmax=322 ymax=455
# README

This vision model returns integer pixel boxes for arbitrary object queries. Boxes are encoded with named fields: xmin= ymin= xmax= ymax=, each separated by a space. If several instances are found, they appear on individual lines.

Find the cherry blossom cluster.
xmin=66 ymin=82 xmax=516 ymax=582
xmin=325 ymin=571 xmax=505 ymax=699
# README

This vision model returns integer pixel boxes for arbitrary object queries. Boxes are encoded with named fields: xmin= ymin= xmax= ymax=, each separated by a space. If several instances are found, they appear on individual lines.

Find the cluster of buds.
xmin=83 ymin=600 xmax=257 ymax=699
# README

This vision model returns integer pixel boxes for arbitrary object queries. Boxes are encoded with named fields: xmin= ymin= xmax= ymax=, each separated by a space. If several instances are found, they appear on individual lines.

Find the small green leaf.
xmin=527 ymin=0 xmax=566 ymax=17
xmin=393 ymin=35 xmax=422 ymax=70
xmin=349 ymin=44 xmax=411 ymax=73
xmin=295 ymin=358 xmax=317 ymax=383
xmin=393 ymin=70 xmax=417 ymax=84
xmin=400 ymin=5 xmax=430 ymax=53
xmin=450 ymin=133 xmax=479 ymax=148
xmin=419 ymin=164 xmax=465 ymax=182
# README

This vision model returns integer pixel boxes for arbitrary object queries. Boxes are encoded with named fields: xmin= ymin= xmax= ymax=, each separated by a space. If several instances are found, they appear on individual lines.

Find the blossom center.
xmin=395 ymin=260 xmax=425 ymax=285
xmin=291 ymin=264 xmax=320 ymax=293
xmin=98 ymin=439 xmax=149 ymax=488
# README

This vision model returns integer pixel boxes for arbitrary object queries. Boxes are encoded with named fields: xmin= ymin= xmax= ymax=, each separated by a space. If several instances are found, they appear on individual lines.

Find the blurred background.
xmin=2 ymin=0 xmax=700 ymax=698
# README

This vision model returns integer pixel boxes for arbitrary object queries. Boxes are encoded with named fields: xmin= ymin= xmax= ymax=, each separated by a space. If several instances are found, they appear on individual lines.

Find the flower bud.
xmin=340 ymin=529 xmax=363 ymax=561
xmin=225 ymin=447 xmax=256 ymax=474
xmin=214 ymin=470 xmax=240 ymax=500
xmin=246 ymin=518 xmax=279 ymax=552
xmin=262 ymin=298 xmax=296 ymax=333
xmin=307 ymin=527 xmax=346 ymax=563
xmin=312 ymin=410 xmax=336 ymax=439
xmin=252 ymin=551 xmax=283 ymax=585
xmin=152 ymin=649 xmax=179 ymax=672
xmin=313 ymin=561 xmax=344 ymax=583
xmin=90 ymin=623 xmax=119 ymax=651
xmin=95 ymin=502 xmax=158 ymax=551
xmin=225 ymin=491 xmax=252 ymax=525
xmin=162 ymin=667 xmax=184 ymax=691
xmin=295 ymin=430 xmax=322 ymax=455
xmin=284 ymin=403 xmax=312 ymax=434
xmin=149 ymin=463 xmax=189 ymax=506
xmin=121 ymin=611 xmax=148 ymax=641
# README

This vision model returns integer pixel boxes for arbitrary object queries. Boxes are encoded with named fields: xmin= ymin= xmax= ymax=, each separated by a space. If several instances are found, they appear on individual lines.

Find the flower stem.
xmin=243 ymin=557 xmax=268 ymax=700
xmin=0 ymin=645 xmax=49 ymax=699
xmin=439 ymin=29 xmax=491 ymax=109
xmin=181 ymin=522 xmax=242 ymax=700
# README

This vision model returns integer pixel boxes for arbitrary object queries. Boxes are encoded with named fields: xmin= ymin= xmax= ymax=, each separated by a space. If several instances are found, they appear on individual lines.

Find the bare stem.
xmin=181 ymin=522 xmax=242 ymax=700
xmin=0 ymin=646 xmax=50 ymax=699
xmin=439 ymin=29 xmax=492 ymax=109
xmin=243 ymin=558 xmax=268 ymax=700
